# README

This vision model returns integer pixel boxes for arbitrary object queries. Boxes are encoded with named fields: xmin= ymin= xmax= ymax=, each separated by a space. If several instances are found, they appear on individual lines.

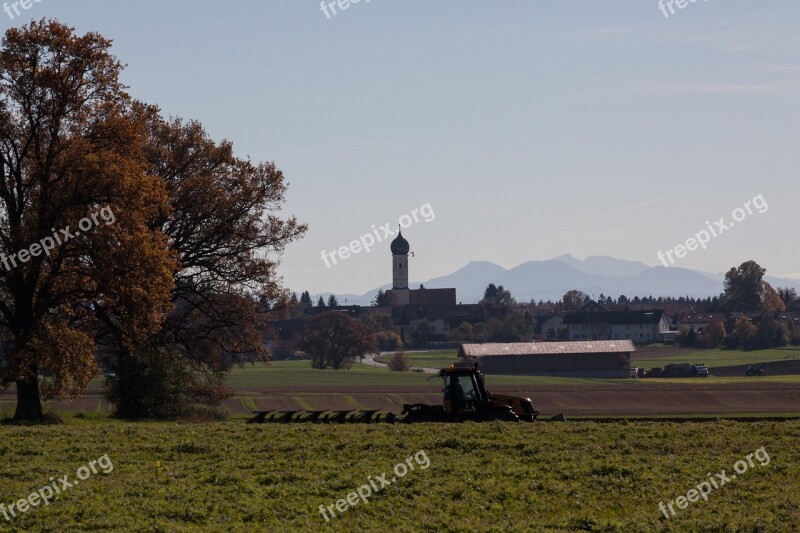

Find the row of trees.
xmin=499 ymin=261 xmax=799 ymax=315
xmin=291 ymin=291 xmax=339 ymax=311
xmin=729 ymin=316 xmax=800 ymax=349
xmin=679 ymin=317 xmax=800 ymax=350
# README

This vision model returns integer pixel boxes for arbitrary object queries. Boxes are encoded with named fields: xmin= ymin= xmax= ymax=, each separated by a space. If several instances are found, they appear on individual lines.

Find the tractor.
xmin=401 ymin=364 xmax=563 ymax=423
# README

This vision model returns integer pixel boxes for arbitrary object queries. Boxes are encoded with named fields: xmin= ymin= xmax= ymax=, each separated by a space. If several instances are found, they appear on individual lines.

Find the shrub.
xmin=704 ymin=321 xmax=727 ymax=347
xmin=106 ymin=344 xmax=232 ymax=420
xmin=387 ymin=352 xmax=411 ymax=372
xmin=374 ymin=330 xmax=402 ymax=352
xmin=732 ymin=316 xmax=757 ymax=348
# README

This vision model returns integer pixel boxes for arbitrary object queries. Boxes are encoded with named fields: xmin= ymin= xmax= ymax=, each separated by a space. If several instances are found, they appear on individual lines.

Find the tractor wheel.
xmin=401 ymin=403 xmax=446 ymax=423
xmin=486 ymin=406 xmax=520 ymax=422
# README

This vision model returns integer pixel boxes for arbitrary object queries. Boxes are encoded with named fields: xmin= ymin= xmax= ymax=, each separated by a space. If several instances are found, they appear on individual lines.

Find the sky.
xmin=5 ymin=1 xmax=799 ymax=296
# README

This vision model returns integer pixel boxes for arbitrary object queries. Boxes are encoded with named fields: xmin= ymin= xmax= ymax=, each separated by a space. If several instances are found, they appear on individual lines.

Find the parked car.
xmin=693 ymin=364 xmax=709 ymax=377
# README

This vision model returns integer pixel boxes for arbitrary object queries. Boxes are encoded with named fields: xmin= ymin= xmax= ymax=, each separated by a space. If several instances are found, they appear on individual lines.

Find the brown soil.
xmin=231 ymin=381 xmax=800 ymax=417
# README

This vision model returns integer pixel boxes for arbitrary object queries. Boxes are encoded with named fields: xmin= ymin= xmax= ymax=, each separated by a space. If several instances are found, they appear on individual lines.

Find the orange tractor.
xmin=401 ymin=364 xmax=563 ymax=422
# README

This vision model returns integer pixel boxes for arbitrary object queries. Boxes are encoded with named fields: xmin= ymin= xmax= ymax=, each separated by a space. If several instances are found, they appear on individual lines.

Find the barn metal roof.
xmin=459 ymin=340 xmax=636 ymax=357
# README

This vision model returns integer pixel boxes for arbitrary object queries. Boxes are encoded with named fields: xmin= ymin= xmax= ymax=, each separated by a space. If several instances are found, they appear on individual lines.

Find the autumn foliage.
xmin=0 ymin=21 xmax=305 ymax=420
xmin=302 ymin=312 xmax=377 ymax=370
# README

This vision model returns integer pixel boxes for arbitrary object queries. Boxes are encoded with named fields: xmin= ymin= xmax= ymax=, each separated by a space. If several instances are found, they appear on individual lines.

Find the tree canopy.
xmin=0 ymin=21 xmax=176 ymax=420
xmin=562 ymin=290 xmax=589 ymax=311
xmin=0 ymin=21 xmax=306 ymax=420
xmin=103 ymin=104 xmax=306 ymax=418
xmin=482 ymin=283 xmax=516 ymax=306
xmin=723 ymin=260 xmax=784 ymax=313
xmin=301 ymin=312 xmax=376 ymax=369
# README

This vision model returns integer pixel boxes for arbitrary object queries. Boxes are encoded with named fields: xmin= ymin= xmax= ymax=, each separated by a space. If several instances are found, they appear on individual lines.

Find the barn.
xmin=458 ymin=340 xmax=635 ymax=378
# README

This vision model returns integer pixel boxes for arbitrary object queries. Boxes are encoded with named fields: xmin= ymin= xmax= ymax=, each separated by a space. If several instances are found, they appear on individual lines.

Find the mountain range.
xmin=327 ymin=255 xmax=800 ymax=306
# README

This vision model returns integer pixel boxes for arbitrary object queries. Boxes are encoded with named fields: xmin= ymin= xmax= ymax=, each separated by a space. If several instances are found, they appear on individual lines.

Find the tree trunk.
xmin=112 ymin=352 xmax=146 ymax=419
xmin=14 ymin=376 xmax=43 ymax=421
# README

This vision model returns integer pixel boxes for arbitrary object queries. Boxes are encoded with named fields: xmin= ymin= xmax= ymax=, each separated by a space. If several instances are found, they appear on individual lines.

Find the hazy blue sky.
xmin=7 ymin=1 xmax=799 ymax=295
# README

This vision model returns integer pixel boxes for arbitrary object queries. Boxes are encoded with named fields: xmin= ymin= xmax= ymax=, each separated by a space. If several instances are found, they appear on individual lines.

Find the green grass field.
xmin=2 ymin=348 xmax=799 ymax=531
xmin=632 ymin=346 xmax=800 ymax=369
xmin=374 ymin=350 xmax=460 ymax=369
xmin=0 ymin=417 xmax=798 ymax=531
xmin=373 ymin=346 xmax=800 ymax=374
xmin=225 ymin=361 xmax=642 ymax=390
xmin=228 ymin=361 xmax=746 ymax=390
xmin=228 ymin=361 xmax=437 ymax=389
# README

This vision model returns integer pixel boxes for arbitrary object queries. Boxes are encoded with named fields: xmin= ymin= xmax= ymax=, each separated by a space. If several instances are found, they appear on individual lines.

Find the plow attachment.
xmin=247 ymin=406 xmax=565 ymax=424
xmin=247 ymin=409 xmax=398 ymax=424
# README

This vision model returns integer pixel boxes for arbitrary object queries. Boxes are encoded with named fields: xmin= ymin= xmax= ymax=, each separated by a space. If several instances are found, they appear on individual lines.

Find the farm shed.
xmin=458 ymin=340 xmax=635 ymax=378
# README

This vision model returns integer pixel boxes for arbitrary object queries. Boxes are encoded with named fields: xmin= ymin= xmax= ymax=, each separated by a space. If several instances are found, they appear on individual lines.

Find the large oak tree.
xmin=0 ymin=21 xmax=176 ymax=420
xmin=0 ymin=21 xmax=306 ymax=421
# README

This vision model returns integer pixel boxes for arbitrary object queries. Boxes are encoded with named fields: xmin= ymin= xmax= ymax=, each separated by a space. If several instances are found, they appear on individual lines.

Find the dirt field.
xmin=221 ymin=382 xmax=800 ymax=417
xmin=5 ymin=361 xmax=800 ymax=419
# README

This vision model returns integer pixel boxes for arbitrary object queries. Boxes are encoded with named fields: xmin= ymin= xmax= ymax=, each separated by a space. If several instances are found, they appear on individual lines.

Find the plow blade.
xmin=247 ymin=407 xmax=563 ymax=424
xmin=247 ymin=409 xmax=397 ymax=424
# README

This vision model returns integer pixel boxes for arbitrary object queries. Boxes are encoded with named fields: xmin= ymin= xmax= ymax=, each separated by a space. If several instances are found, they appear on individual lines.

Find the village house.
xmin=564 ymin=301 xmax=671 ymax=343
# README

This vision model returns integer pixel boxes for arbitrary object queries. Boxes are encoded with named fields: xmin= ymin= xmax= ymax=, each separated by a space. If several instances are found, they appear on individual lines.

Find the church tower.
xmin=390 ymin=229 xmax=410 ymax=306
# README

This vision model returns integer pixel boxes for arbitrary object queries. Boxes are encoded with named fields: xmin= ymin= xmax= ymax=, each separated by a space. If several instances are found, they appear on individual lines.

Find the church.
xmin=384 ymin=229 xmax=457 ymax=341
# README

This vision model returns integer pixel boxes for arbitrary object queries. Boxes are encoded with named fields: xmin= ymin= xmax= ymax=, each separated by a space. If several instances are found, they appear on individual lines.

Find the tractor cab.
xmin=437 ymin=364 xmax=535 ymax=422
xmin=399 ymin=364 xmax=550 ymax=423
xmin=441 ymin=366 xmax=489 ymax=417
xmin=439 ymin=364 xmax=541 ymax=421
